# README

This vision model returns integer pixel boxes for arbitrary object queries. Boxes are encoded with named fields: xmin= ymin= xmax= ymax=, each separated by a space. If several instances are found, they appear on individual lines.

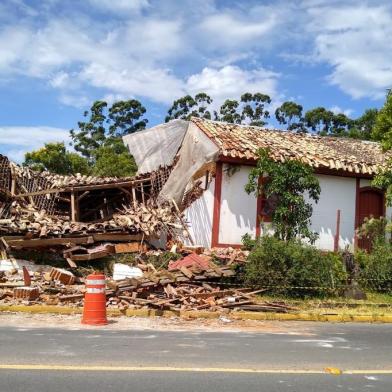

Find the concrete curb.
xmin=2 ymin=304 xmax=392 ymax=323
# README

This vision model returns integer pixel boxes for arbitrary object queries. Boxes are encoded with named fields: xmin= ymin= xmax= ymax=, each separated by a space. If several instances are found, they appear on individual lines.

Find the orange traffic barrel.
xmin=82 ymin=273 xmax=108 ymax=325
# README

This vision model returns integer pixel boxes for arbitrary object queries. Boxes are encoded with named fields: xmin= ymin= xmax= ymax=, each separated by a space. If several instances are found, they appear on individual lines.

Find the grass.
xmin=256 ymin=292 xmax=392 ymax=316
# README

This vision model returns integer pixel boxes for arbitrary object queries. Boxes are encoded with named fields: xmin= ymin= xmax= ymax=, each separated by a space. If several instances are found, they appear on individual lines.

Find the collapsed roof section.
xmin=0 ymin=154 xmax=184 ymax=241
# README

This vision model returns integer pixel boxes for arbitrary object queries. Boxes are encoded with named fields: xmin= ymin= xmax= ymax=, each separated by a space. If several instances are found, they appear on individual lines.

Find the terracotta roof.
xmin=192 ymin=118 xmax=390 ymax=176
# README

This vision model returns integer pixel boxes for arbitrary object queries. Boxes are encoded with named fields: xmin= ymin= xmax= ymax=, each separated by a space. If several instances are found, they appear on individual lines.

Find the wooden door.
xmin=357 ymin=188 xmax=384 ymax=251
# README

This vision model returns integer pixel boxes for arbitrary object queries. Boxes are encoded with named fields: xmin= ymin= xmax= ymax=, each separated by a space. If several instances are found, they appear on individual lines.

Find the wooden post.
xmin=334 ymin=209 xmax=341 ymax=252
xmin=70 ymin=191 xmax=79 ymax=222
xmin=140 ymin=184 xmax=145 ymax=204
xmin=132 ymin=186 xmax=137 ymax=208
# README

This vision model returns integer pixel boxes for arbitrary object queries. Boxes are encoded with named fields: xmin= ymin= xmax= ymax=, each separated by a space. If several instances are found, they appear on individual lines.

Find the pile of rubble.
xmin=0 ymin=201 xmax=181 ymax=237
xmin=0 ymin=248 xmax=295 ymax=314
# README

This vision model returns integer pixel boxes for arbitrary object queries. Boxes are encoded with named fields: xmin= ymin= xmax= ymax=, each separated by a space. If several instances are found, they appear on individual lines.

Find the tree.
xmin=108 ymin=100 xmax=148 ymax=137
xmin=70 ymin=99 xmax=148 ymax=159
xmin=240 ymin=93 xmax=271 ymax=126
xmin=24 ymin=143 xmax=90 ymax=175
xmin=93 ymin=139 xmax=137 ymax=177
xmin=165 ymin=93 xmax=213 ymax=122
xmin=245 ymin=148 xmax=320 ymax=242
xmin=216 ymin=99 xmax=242 ymax=124
xmin=349 ymin=109 xmax=378 ymax=140
xmin=275 ymin=101 xmax=304 ymax=131
xmin=304 ymin=107 xmax=334 ymax=135
xmin=216 ymin=93 xmax=271 ymax=126
xmin=372 ymin=91 xmax=392 ymax=149
xmin=330 ymin=113 xmax=353 ymax=136
xmin=372 ymin=91 xmax=392 ymax=202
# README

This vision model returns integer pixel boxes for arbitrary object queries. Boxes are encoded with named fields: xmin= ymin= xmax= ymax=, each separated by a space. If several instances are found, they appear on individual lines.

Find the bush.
xmin=243 ymin=236 xmax=347 ymax=297
xmin=358 ymin=242 xmax=392 ymax=293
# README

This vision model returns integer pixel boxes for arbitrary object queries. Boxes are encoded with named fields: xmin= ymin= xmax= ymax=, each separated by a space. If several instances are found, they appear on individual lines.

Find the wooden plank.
xmin=180 ymin=266 xmax=194 ymax=279
xmin=69 ymin=250 xmax=111 ymax=261
xmin=6 ymin=236 xmax=92 ymax=248
xmin=70 ymin=191 xmax=79 ymax=222
xmin=12 ymin=178 xmax=151 ymax=198
xmin=92 ymin=233 xmax=143 ymax=242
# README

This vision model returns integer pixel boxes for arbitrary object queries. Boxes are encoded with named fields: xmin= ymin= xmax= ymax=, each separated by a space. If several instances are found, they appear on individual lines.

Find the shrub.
xmin=358 ymin=242 xmax=392 ymax=293
xmin=243 ymin=236 xmax=347 ymax=297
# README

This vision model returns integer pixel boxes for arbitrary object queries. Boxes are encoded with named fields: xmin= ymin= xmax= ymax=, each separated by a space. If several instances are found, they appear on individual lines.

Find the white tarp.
xmin=158 ymin=122 xmax=219 ymax=204
xmin=122 ymin=120 xmax=189 ymax=175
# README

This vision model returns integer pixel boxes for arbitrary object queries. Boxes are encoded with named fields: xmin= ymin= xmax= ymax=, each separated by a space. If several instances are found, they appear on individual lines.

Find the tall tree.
xmin=70 ymin=99 xmax=148 ymax=159
xmin=165 ymin=93 xmax=213 ymax=122
xmin=304 ymin=107 xmax=334 ymax=135
xmin=372 ymin=91 xmax=392 ymax=149
xmin=216 ymin=92 xmax=271 ymax=126
xmin=330 ymin=113 xmax=354 ymax=136
xmin=371 ymin=91 xmax=392 ymax=203
xmin=24 ymin=143 xmax=90 ymax=175
xmin=108 ymin=100 xmax=148 ymax=137
xmin=240 ymin=93 xmax=271 ymax=126
xmin=216 ymin=99 xmax=242 ymax=124
xmin=275 ymin=101 xmax=304 ymax=131
xmin=349 ymin=109 xmax=379 ymax=140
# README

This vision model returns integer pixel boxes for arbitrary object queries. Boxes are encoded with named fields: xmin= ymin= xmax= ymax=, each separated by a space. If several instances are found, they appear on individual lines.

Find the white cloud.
xmin=199 ymin=13 xmax=277 ymax=49
xmin=307 ymin=4 xmax=392 ymax=99
xmin=0 ymin=126 xmax=71 ymax=163
xmin=329 ymin=105 xmax=354 ymax=117
xmin=186 ymin=65 xmax=279 ymax=106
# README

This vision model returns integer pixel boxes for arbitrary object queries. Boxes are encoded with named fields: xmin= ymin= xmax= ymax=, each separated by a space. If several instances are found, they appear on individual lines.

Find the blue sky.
xmin=0 ymin=0 xmax=391 ymax=162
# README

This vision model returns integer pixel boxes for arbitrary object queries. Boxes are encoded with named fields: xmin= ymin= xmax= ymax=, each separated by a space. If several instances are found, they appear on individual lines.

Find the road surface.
xmin=0 ymin=317 xmax=391 ymax=391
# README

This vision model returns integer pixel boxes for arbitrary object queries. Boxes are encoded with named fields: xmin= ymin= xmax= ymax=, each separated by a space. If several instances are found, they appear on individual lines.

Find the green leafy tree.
xmin=349 ymin=109 xmax=378 ymax=140
xmin=240 ymin=93 xmax=271 ymax=126
xmin=108 ymin=100 xmax=148 ymax=137
xmin=93 ymin=139 xmax=137 ymax=177
xmin=216 ymin=92 xmax=271 ymax=126
xmin=372 ymin=91 xmax=392 ymax=203
xmin=245 ymin=148 xmax=320 ymax=242
xmin=372 ymin=91 xmax=392 ymax=149
xmin=304 ymin=107 xmax=334 ymax=135
xmin=24 ymin=143 xmax=90 ymax=175
xmin=331 ymin=113 xmax=353 ymax=136
xmin=216 ymin=99 xmax=242 ymax=124
xmin=70 ymin=99 xmax=148 ymax=159
xmin=275 ymin=101 xmax=304 ymax=131
xmin=165 ymin=93 xmax=213 ymax=122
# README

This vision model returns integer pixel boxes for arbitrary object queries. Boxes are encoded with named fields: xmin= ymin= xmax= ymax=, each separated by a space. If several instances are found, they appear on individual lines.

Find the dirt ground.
xmin=0 ymin=311 xmax=315 ymax=335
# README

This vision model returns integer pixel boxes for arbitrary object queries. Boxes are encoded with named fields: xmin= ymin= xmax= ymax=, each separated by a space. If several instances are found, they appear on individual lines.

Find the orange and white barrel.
xmin=81 ymin=273 xmax=108 ymax=325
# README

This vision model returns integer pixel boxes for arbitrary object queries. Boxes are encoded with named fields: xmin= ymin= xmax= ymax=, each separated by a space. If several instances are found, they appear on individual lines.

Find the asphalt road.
xmin=0 ymin=322 xmax=391 ymax=391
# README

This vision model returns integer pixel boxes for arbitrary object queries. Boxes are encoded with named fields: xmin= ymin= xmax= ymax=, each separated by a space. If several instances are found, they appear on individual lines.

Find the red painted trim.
xmin=211 ymin=161 xmax=223 ymax=248
xmin=354 ymin=178 xmax=360 ymax=250
xmin=255 ymin=176 xmax=262 ymax=237
xmin=218 ymin=155 xmax=257 ymax=166
xmin=334 ymin=209 xmax=341 ymax=252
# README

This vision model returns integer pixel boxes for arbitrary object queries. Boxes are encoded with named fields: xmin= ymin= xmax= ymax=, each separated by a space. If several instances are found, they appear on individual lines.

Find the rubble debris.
xmin=14 ymin=286 xmax=40 ymax=301
xmin=49 ymin=268 xmax=75 ymax=285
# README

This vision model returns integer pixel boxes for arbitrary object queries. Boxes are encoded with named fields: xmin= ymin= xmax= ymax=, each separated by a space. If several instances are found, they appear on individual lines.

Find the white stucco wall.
xmin=183 ymin=178 xmax=215 ymax=248
xmin=308 ymin=174 xmax=357 ymax=251
xmin=218 ymin=164 xmax=257 ymax=244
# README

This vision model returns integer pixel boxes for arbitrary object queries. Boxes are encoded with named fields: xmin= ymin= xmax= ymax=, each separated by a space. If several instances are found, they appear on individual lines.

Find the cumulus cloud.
xmin=186 ymin=65 xmax=279 ymax=107
xmin=307 ymin=4 xmax=392 ymax=99
xmin=329 ymin=105 xmax=354 ymax=117
xmin=0 ymin=126 xmax=71 ymax=163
